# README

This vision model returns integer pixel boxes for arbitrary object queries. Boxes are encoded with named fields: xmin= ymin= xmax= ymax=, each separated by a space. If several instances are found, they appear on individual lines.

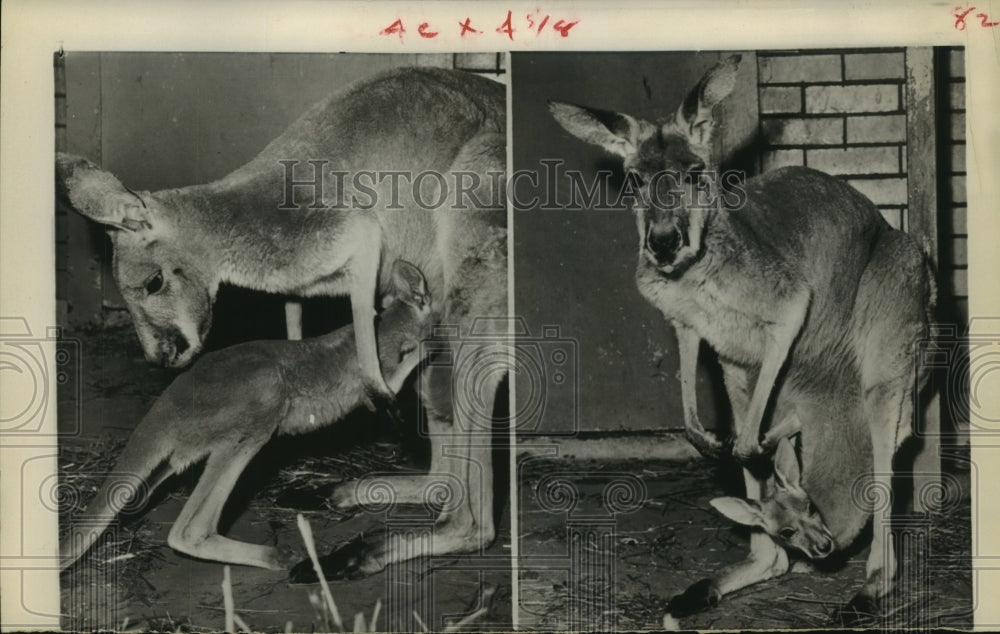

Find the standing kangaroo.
xmin=60 ymin=259 xmax=433 ymax=571
xmin=57 ymin=67 xmax=507 ymax=580
xmin=550 ymin=55 xmax=934 ymax=620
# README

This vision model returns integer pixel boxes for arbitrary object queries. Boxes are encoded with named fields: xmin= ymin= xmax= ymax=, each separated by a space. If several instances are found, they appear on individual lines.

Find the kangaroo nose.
xmin=174 ymin=335 xmax=190 ymax=357
xmin=645 ymin=227 xmax=681 ymax=265
xmin=816 ymin=535 xmax=835 ymax=558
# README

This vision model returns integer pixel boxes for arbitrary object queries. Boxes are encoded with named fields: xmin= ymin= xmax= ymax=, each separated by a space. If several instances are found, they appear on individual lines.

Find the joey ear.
xmin=390 ymin=259 xmax=430 ymax=310
xmin=773 ymin=435 xmax=802 ymax=490
xmin=710 ymin=496 xmax=766 ymax=529
xmin=548 ymin=101 xmax=639 ymax=159
xmin=56 ymin=153 xmax=151 ymax=232
xmin=676 ymin=54 xmax=741 ymax=142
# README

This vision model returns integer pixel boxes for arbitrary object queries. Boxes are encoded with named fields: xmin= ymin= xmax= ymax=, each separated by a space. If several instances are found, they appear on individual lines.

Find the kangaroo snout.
xmin=146 ymin=329 xmax=198 ymax=368
xmin=644 ymin=224 xmax=684 ymax=267
xmin=811 ymin=531 xmax=836 ymax=559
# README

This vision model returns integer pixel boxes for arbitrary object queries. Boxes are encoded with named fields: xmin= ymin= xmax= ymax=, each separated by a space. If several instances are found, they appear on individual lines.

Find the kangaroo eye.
xmin=144 ymin=271 xmax=164 ymax=295
xmin=779 ymin=528 xmax=797 ymax=540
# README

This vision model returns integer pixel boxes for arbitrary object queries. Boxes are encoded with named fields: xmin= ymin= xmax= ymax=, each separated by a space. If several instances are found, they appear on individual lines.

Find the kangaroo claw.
xmin=363 ymin=384 xmax=401 ymax=424
xmin=733 ymin=438 xmax=765 ymax=461
xmin=685 ymin=428 xmax=728 ymax=458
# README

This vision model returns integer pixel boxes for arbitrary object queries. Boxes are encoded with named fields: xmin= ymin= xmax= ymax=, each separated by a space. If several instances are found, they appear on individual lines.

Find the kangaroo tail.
xmin=60 ymin=429 xmax=172 ymax=571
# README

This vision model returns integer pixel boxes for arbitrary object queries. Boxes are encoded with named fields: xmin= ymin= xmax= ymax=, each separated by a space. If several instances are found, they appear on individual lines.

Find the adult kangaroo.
xmin=57 ymin=67 xmax=508 ymax=581
xmin=550 ymin=55 xmax=934 ymax=620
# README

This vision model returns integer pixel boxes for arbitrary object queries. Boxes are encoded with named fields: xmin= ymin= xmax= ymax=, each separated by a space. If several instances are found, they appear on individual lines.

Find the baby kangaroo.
xmin=60 ymin=259 xmax=432 ymax=571
xmin=709 ymin=436 xmax=835 ymax=562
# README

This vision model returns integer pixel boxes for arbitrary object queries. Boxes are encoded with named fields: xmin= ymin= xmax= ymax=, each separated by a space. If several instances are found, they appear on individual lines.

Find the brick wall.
xmin=758 ymin=50 xmax=908 ymax=228
xmin=942 ymin=47 xmax=967 ymax=325
xmin=757 ymin=48 xmax=967 ymax=324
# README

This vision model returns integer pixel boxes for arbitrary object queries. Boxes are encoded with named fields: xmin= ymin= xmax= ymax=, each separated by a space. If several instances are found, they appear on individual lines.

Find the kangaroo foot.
xmin=264 ymin=544 xmax=301 ymax=571
xmin=666 ymin=578 xmax=721 ymax=618
xmin=289 ymin=535 xmax=383 ymax=583
xmin=831 ymin=592 xmax=880 ymax=627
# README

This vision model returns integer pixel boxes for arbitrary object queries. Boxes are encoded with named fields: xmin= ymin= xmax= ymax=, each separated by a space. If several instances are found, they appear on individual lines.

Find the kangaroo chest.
xmin=637 ymin=264 xmax=773 ymax=368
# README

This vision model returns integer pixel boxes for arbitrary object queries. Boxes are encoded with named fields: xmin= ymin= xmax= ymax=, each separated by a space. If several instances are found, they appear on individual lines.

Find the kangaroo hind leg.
xmin=289 ymin=133 xmax=508 ymax=583
xmin=835 ymin=240 xmax=930 ymax=625
xmin=167 ymin=441 xmax=285 ymax=570
xmin=293 ymin=280 xmax=507 ymax=583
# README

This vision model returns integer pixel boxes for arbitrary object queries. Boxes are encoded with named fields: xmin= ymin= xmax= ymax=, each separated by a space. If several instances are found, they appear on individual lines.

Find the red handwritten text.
xmin=379 ymin=10 xmax=579 ymax=42
xmin=497 ymin=10 xmax=516 ymax=40
xmin=381 ymin=19 xmax=405 ymax=40
xmin=459 ymin=18 xmax=481 ymax=37
xmin=418 ymin=22 xmax=438 ymax=38
xmin=953 ymin=5 xmax=1000 ymax=29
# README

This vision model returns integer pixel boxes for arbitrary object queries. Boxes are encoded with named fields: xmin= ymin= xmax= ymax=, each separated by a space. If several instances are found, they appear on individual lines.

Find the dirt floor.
xmin=56 ymin=320 xmax=972 ymax=632
xmin=517 ymin=453 xmax=972 ymax=631
xmin=58 ymin=322 xmax=511 ymax=632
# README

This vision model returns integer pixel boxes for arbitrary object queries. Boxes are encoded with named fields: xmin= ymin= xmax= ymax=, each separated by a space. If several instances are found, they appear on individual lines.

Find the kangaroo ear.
xmin=549 ymin=101 xmax=640 ymax=159
xmin=710 ymin=496 xmax=766 ymax=529
xmin=773 ymin=435 xmax=802 ymax=491
xmin=675 ymin=54 xmax=741 ymax=146
xmin=56 ymin=153 xmax=151 ymax=232
xmin=390 ymin=259 xmax=430 ymax=310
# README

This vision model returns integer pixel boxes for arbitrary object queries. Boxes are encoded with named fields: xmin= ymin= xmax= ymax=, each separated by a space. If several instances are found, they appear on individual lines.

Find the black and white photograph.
xmin=513 ymin=49 xmax=972 ymax=630
xmin=2 ymin=3 xmax=999 ymax=633
xmin=52 ymin=52 xmax=511 ymax=631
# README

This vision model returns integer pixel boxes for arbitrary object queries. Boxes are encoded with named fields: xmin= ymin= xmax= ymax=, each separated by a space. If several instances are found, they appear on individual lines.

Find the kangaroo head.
xmin=549 ymin=55 xmax=741 ymax=275
xmin=710 ymin=436 xmax=836 ymax=560
xmin=377 ymin=259 xmax=433 ymax=375
xmin=57 ymin=154 xmax=219 ymax=368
